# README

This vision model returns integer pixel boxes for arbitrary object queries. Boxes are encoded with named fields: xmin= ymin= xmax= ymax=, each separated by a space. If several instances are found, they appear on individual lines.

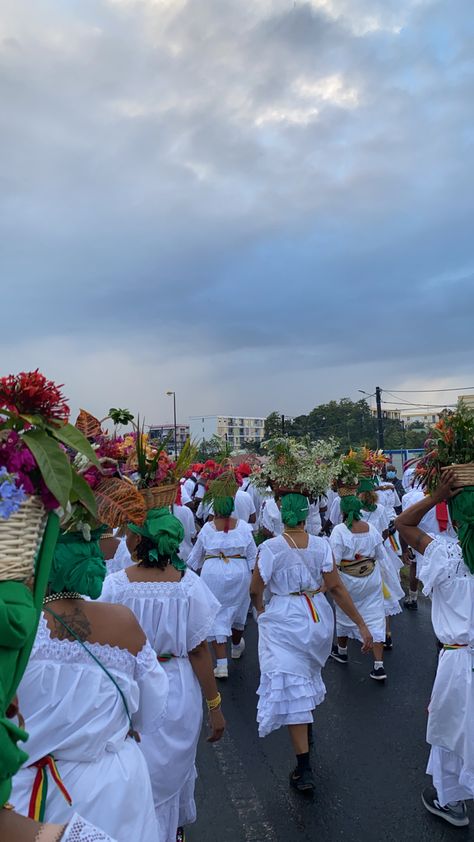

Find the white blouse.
xmin=257 ymin=535 xmax=334 ymax=595
xmin=100 ymin=568 xmax=220 ymax=655
xmin=418 ymin=537 xmax=474 ymax=645
xmin=17 ymin=614 xmax=169 ymax=764
xmin=187 ymin=520 xmax=257 ymax=572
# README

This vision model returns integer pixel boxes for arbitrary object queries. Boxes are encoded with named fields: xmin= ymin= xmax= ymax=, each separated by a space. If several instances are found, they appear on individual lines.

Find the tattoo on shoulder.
xmin=52 ymin=606 xmax=91 ymax=642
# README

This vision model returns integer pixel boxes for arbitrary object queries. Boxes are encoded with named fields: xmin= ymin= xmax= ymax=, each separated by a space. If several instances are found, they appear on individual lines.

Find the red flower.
xmin=0 ymin=370 xmax=70 ymax=421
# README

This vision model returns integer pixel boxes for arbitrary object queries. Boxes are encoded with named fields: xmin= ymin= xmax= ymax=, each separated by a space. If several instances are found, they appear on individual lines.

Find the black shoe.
xmin=370 ymin=666 xmax=387 ymax=681
xmin=422 ymin=786 xmax=469 ymax=827
xmin=290 ymin=767 xmax=315 ymax=793
xmin=384 ymin=636 xmax=393 ymax=650
xmin=404 ymin=598 xmax=418 ymax=610
xmin=330 ymin=644 xmax=348 ymax=663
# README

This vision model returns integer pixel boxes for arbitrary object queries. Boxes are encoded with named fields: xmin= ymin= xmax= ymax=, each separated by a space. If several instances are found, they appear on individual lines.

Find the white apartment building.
xmin=458 ymin=394 xmax=474 ymax=409
xmin=189 ymin=415 xmax=265 ymax=448
xmin=399 ymin=408 xmax=440 ymax=426
xmin=148 ymin=423 xmax=190 ymax=454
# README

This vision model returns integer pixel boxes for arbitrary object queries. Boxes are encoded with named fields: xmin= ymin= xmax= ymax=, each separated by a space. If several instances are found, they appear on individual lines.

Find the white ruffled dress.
xmin=329 ymin=524 xmax=392 ymax=642
xmin=100 ymin=569 xmax=220 ymax=842
xmin=12 ymin=615 xmax=168 ymax=842
xmin=187 ymin=520 xmax=256 ymax=642
xmin=360 ymin=505 xmax=403 ymax=616
xmin=418 ymin=537 xmax=474 ymax=804
xmin=256 ymin=535 xmax=335 ymax=738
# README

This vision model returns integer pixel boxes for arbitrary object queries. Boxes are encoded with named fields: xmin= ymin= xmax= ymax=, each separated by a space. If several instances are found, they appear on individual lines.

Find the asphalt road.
xmin=190 ymin=596 xmax=472 ymax=842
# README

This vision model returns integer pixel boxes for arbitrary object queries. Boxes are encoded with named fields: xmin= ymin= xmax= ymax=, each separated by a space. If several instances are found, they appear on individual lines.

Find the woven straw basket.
xmin=140 ymin=483 xmax=178 ymax=510
xmin=442 ymin=464 xmax=474 ymax=487
xmin=338 ymin=484 xmax=358 ymax=497
xmin=0 ymin=496 xmax=48 ymax=582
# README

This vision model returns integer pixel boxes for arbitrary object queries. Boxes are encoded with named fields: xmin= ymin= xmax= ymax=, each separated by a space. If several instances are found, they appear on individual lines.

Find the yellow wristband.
xmin=206 ymin=692 xmax=222 ymax=711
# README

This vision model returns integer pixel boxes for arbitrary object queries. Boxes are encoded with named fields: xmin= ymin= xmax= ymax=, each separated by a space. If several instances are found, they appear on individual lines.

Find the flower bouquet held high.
xmin=0 ymin=371 xmax=101 ymax=581
xmin=415 ymin=401 xmax=474 ymax=492
xmin=251 ymin=436 xmax=340 ymax=498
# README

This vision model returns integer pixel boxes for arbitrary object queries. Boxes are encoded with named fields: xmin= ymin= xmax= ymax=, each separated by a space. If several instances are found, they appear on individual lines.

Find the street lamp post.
xmin=166 ymin=391 xmax=178 ymax=459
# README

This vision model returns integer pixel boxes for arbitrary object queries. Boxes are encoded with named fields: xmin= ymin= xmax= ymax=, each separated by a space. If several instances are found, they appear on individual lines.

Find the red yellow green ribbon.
xmin=302 ymin=593 xmax=320 ymax=623
xmin=28 ymin=755 xmax=72 ymax=821
xmin=388 ymin=533 xmax=400 ymax=552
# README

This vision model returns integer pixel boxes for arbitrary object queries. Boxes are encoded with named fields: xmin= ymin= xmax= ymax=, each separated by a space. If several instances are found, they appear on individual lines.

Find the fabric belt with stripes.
xmin=289 ymin=588 xmax=322 ymax=622
xmin=28 ymin=755 xmax=72 ymax=821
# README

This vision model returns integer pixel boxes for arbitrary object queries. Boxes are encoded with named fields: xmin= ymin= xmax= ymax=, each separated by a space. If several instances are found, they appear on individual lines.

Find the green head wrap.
xmin=358 ymin=477 xmax=376 ymax=493
xmin=281 ymin=493 xmax=309 ymax=527
xmin=48 ymin=528 xmax=106 ymax=600
xmin=448 ymin=487 xmax=474 ymax=574
xmin=128 ymin=507 xmax=186 ymax=571
xmin=213 ymin=496 xmax=235 ymax=518
xmin=340 ymin=495 xmax=363 ymax=528
xmin=0 ymin=512 xmax=60 ymax=808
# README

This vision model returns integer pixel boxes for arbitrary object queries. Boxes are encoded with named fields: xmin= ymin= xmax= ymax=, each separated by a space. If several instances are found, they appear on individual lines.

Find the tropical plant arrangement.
xmin=0 ymin=371 xmax=103 ymax=579
xmin=358 ymin=447 xmax=389 ymax=478
xmin=414 ymin=401 xmax=474 ymax=492
xmin=251 ymin=436 xmax=340 ymax=497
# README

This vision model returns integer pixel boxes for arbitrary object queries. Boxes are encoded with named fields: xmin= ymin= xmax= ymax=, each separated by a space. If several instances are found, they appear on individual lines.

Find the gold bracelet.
xmin=206 ymin=692 xmax=222 ymax=711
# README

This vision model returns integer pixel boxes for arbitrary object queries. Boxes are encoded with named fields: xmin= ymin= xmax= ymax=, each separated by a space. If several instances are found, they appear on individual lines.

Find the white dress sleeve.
xmin=245 ymin=529 xmax=258 ymax=571
xmin=187 ymin=529 xmax=207 ymax=571
xmin=320 ymin=538 xmax=335 ymax=573
xmin=328 ymin=527 xmax=345 ymax=564
xmin=256 ymin=541 xmax=275 ymax=585
xmin=186 ymin=573 xmax=221 ymax=651
xmin=62 ymin=813 xmax=118 ymax=841
xmin=417 ymin=536 xmax=450 ymax=596
xmin=132 ymin=640 xmax=169 ymax=734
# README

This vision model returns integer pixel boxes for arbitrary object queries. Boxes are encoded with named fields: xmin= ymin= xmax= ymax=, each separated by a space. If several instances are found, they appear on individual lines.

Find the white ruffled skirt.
xmin=256 ymin=592 xmax=333 ymax=737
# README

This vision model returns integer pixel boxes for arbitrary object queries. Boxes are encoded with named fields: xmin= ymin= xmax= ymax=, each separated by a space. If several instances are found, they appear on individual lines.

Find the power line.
xmin=382 ymin=399 xmax=457 ymax=409
xmin=382 ymin=390 xmax=456 ymax=409
xmin=383 ymin=386 xmax=474 ymax=393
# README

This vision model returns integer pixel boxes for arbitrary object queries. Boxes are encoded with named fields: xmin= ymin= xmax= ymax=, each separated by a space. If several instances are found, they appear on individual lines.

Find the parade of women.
xmin=0 ymin=370 xmax=473 ymax=841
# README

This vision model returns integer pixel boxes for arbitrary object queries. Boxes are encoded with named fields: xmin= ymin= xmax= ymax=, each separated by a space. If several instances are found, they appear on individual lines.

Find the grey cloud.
xmin=1 ymin=0 xmax=473 ymax=414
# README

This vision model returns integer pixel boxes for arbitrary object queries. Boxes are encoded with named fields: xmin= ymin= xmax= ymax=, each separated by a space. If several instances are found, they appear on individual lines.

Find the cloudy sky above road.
xmin=2 ymin=0 xmax=474 ymax=423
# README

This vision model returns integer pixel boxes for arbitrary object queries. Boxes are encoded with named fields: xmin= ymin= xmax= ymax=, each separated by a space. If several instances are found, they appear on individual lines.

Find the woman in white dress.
xmin=395 ymin=470 xmax=472 ymax=828
xmin=188 ymin=479 xmax=257 ymax=678
xmin=12 ymin=532 xmax=169 ymax=842
xmin=250 ymin=494 xmax=372 ymax=792
xmin=102 ymin=507 xmax=225 ymax=842
xmin=358 ymin=479 xmax=403 ymax=648
xmin=329 ymin=494 xmax=394 ymax=681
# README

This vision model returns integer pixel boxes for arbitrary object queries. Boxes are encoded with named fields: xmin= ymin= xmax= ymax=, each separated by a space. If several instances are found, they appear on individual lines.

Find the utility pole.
xmin=281 ymin=414 xmax=285 ymax=435
xmin=375 ymin=386 xmax=384 ymax=450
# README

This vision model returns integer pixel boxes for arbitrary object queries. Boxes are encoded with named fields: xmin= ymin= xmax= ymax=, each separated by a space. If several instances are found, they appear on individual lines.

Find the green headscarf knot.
xmin=340 ymin=494 xmax=363 ymax=528
xmin=49 ymin=528 xmax=106 ymax=599
xmin=357 ymin=477 xmax=376 ymax=493
xmin=128 ymin=508 xmax=185 ymax=571
xmin=281 ymin=493 xmax=309 ymax=527
xmin=213 ymin=496 xmax=235 ymax=518
xmin=448 ymin=487 xmax=474 ymax=574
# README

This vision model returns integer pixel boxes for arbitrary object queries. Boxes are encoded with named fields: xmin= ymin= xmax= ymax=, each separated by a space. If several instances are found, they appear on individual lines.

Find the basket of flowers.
xmin=127 ymin=419 xmax=197 ymax=511
xmin=415 ymin=401 xmax=474 ymax=491
xmin=0 ymin=371 xmax=103 ymax=581
xmin=251 ymin=436 xmax=340 ymax=498
xmin=336 ymin=450 xmax=366 ymax=496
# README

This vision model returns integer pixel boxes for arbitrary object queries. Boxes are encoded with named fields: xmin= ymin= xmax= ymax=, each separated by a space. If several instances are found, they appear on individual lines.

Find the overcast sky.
xmin=1 ymin=0 xmax=473 ymax=424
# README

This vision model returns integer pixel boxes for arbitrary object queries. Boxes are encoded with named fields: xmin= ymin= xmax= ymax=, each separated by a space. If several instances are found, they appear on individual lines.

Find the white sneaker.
xmin=213 ymin=663 xmax=228 ymax=679
xmin=231 ymin=638 xmax=245 ymax=660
